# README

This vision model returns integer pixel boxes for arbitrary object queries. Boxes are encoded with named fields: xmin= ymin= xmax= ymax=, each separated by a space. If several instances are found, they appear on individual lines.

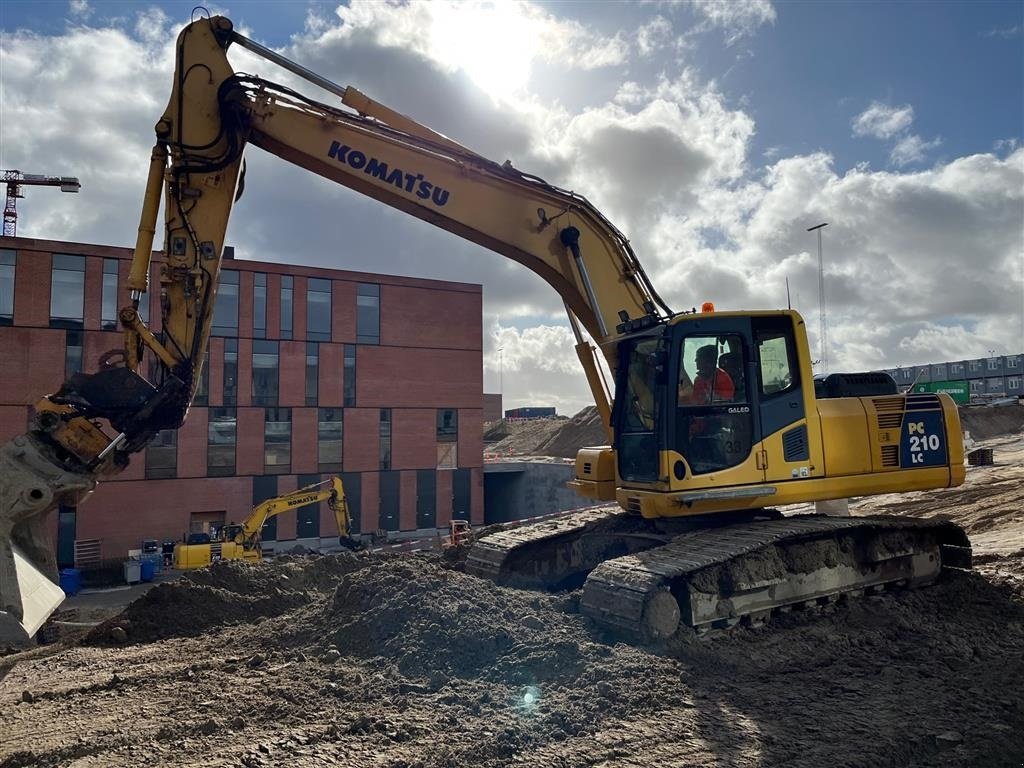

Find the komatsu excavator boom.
xmin=0 ymin=15 xmax=970 ymax=644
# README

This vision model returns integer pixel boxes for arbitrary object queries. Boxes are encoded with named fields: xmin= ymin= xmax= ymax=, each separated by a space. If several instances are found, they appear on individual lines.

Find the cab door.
xmin=753 ymin=316 xmax=808 ymax=483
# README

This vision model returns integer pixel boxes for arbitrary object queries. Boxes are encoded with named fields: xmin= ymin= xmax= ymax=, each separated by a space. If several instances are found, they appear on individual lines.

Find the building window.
xmin=50 ymin=254 xmax=85 ymax=328
xmin=211 ymin=270 xmax=239 ymax=336
xmin=253 ymin=273 xmax=267 ymax=338
xmin=146 ymin=429 xmax=177 ymax=479
xmin=379 ymin=408 xmax=392 ymax=470
xmin=902 ymin=369 xmax=912 ymax=380
xmin=437 ymin=409 xmax=458 ymax=469
xmin=343 ymin=344 xmax=356 ymax=406
xmin=307 ymin=278 xmax=332 ymax=341
xmin=280 ymin=275 xmax=293 ymax=340
xmin=950 ymin=363 xmax=964 ymax=376
xmin=265 ymin=407 xmax=292 ymax=474
xmin=306 ymin=342 xmax=319 ymax=406
xmin=1008 ymin=357 xmax=1019 ymax=369
xmin=223 ymin=338 xmax=238 ymax=405
xmin=1007 ymin=377 xmax=1021 ymax=391
xmin=357 ymin=283 xmax=380 ymax=344
xmin=193 ymin=356 xmax=210 ymax=406
xmin=970 ymin=380 xmax=984 ymax=393
xmin=252 ymin=340 xmax=279 ymax=406
xmin=932 ymin=365 xmax=946 ymax=379
xmin=988 ymin=358 xmax=999 ymax=371
xmin=65 ymin=330 xmax=83 ymax=379
xmin=101 ymin=258 xmax=119 ymax=330
xmin=318 ymin=408 xmax=343 ymax=472
xmin=0 ymin=250 xmax=14 ymax=325
xmin=137 ymin=282 xmax=150 ymax=324
xmin=208 ymin=407 xmax=236 ymax=476
xmin=969 ymin=360 xmax=981 ymax=372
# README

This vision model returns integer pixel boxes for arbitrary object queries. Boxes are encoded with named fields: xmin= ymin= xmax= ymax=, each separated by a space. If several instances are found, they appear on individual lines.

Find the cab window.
xmin=757 ymin=332 xmax=795 ymax=396
xmin=678 ymin=335 xmax=746 ymax=406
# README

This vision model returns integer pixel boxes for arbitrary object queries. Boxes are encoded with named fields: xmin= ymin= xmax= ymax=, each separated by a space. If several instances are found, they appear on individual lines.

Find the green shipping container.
xmin=913 ymin=379 xmax=969 ymax=404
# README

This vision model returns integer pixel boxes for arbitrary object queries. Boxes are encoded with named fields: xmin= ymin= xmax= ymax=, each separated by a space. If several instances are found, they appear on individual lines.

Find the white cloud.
xmin=890 ymin=134 xmax=942 ymax=167
xmin=852 ymin=101 xmax=941 ymax=168
xmin=852 ymin=102 xmax=915 ymax=139
xmin=690 ymin=0 xmax=777 ymax=45
xmin=68 ymin=0 xmax=91 ymax=19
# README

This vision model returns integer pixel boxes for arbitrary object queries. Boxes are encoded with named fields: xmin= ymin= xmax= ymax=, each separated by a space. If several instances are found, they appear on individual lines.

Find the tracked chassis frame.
xmin=467 ymin=509 xmax=972 ymax=640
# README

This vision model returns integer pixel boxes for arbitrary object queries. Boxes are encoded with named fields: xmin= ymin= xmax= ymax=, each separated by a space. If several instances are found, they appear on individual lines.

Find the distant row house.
xmin=881 ymin=353 xmax=1023 ymax=398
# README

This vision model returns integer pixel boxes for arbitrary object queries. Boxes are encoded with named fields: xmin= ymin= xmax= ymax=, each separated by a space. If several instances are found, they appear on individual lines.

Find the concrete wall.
xmin=483 ymin=461 xmax=590 ymax=524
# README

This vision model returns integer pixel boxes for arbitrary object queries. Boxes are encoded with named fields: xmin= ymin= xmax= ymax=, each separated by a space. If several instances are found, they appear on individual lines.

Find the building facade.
xmin=881 ymin=354 xmax=1023 ymax=399
xmin=0 ymin=236 xmax=484 ymax=565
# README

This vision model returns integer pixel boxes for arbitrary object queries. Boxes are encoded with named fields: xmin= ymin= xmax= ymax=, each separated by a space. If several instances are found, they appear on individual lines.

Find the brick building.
xmin=0 ymin=236 xmax=483 ymax=564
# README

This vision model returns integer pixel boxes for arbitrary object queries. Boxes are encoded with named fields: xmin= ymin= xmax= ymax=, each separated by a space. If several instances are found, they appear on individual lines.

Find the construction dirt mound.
xmin=959 ymin=403 xmax=1024 ymax=440
xmin=486 ymin=406 xmax=606 ymax=458
xmin=85 ymin=554 xmax=370 ymax=644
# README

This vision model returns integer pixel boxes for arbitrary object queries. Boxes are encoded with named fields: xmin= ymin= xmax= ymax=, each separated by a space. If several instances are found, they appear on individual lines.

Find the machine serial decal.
xmin=899 ymin=411 xmax=948 ymax=468
xmin=328 ymin=141 xmax=451 ymax=207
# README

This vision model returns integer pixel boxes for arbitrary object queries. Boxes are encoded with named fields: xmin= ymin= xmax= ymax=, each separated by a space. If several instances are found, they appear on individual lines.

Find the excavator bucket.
xmin=0 ymin=434 xmax=95 ymax=647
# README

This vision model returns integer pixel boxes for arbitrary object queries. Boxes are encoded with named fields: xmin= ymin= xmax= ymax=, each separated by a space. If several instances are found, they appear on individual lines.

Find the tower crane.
xmin=1 ymin=170 xmax=81 ymax=236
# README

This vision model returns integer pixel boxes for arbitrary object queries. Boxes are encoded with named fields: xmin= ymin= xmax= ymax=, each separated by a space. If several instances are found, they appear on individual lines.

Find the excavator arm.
xmin=1 ymin=15 xmax=661 ymax=642
xmin=236 ymin=477 xmax=353 ymax=549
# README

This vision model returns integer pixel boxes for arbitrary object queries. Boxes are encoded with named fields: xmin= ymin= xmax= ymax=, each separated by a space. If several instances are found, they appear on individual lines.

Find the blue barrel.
xmin=140 ymin=560 xmax=156 ymax=582
xmin=59 ymin=568 xmax=81 ymax=596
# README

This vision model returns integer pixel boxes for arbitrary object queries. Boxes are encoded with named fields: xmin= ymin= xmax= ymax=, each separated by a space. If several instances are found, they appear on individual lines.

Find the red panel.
xmin=0 ymin=405 xmax=29 ymax=443
xmin=236 ymin=407 xmax=264 ymax=475
xmin=76 ymin=476 xmax=252 ymax=557
xmin=435 ymin=470 xmax=453 ymax=528
xmin=342 ymin=408 xmax=379 ymax=472
xmin=292 ymin=407 xmax=317 ymax=474
xmin=238 ymin=271 xmax=254 ymax=338
xmin=176 ymin=407 xmax=208 ymax=478
xmin=318 ymin=343 xmax=343 ymax=406
xmin=399 ymin=471 xmax=417 ymax=531
xmin=457 ymin=408 xmax=484 ymax=469
xmin=267 ymin=273 xmax=281 ymax=338
xmin=0 ymin=327 xmax=65 ymax=403
xmin=83 ymin=257 xmax=102 ymax=330
xmin=332 ymin=281 xmax=356 ymax=343
xmin=381 ymin=284 xmax=481 ymax=350
xmin=83 ymin=331 xmax=121 ymax=376
xmin=359 ymin=471 xmax=379 ymax=535
xmin=471 ymin=467 xmax=484 ymax=525
xmin=292 ymin=276 xmax=307 ymax=341
xmin=237 ymin=337 xmax=252 ymax=406
xmin=12 ymin=249 xmax=50 ymax=327
xmin=358 ymin=347 xmax=482 ymax=408
xmin=208 ymin=336 xmax=224 ymax=407
xmin=274 ymin=474 xmax=298 ymax=541
xmin=279 ymin=341 xmax=305 ymax=407
xmin=391 ymin=409 xmax=436 ymax=469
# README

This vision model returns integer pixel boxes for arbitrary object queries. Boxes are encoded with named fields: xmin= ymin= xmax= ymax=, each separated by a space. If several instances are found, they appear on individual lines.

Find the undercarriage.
xmin=467 ymin=507 xmax=972 ymax=640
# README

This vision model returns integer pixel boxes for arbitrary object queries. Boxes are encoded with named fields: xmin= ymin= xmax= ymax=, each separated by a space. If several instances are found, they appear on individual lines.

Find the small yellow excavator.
xmin=173 ymin=476 xmax=361 ymax=570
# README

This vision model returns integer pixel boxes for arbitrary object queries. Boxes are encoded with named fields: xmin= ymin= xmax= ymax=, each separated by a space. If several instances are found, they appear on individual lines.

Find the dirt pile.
xmin=85 ymin=553 xmax=369 ymax=644
xmin=486 ymin=407 xmax=606 ymax=458
xmin=960 ymin=403 xmax=1024 ymax=440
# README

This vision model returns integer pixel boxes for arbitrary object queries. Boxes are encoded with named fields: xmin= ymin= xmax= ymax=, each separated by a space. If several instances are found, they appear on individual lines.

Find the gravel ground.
xmin=1 ymin=435 xmax=1022 ymax=768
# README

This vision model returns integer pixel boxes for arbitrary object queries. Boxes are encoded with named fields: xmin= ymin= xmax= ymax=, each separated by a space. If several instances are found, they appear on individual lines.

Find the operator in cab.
xmin=679 ymin=344 xmax=735 ymax=405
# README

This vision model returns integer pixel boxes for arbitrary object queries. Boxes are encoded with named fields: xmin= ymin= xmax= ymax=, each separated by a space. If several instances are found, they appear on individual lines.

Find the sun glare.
xmin=430 ymin=3 xmax=538 ymax=96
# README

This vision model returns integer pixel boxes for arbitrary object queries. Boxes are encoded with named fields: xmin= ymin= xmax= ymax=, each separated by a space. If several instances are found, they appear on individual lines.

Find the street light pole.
xmin=807 ymin=222 xmax=829 ymax=374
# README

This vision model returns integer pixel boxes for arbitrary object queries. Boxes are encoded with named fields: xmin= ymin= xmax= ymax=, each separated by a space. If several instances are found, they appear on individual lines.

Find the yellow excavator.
xmin=0 ymin=15 xmax=970 ymax=644
xmin=173 ymin=476 xmax=361 ymax=570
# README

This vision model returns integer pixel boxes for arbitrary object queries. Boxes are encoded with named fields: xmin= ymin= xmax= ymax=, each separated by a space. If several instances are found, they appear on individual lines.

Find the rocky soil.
xmin=2 ymin=430 xmax=1023 ymax=767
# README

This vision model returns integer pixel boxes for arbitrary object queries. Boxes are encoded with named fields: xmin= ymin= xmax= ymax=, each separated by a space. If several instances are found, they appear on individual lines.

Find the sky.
xmin=1 ymin=0 xmax=1022 ymax=414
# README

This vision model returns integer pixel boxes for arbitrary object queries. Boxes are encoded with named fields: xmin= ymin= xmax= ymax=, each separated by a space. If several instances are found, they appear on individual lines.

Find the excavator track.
xmin=467 ymin=511 xmax=971 ymax=641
